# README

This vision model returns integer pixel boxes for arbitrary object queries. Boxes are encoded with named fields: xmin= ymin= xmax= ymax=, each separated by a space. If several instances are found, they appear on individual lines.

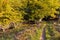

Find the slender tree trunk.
xmin=40 ymin=27 xmax=46 ymax=40
xmin=42 ymin=27 xmax=46 ymax=40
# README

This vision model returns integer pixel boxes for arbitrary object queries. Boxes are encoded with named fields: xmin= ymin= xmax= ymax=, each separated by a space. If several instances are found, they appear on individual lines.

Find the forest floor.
xmin=0 ymin=21 xmax=60 ymax=40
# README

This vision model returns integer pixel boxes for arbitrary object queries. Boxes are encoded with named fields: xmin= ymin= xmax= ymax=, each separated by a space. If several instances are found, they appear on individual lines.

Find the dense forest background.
xmin=0 ymin=0 xmax=60 ymax=40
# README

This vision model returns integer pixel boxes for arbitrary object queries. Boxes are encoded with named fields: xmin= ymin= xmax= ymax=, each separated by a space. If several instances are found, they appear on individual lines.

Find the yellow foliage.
xmin=0 ymin=0 xmax=60 ymax=26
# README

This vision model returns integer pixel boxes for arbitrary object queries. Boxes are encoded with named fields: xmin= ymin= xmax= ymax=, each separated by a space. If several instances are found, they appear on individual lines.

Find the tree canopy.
xmin=0 ymin=0 xmax=60 ymax=26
